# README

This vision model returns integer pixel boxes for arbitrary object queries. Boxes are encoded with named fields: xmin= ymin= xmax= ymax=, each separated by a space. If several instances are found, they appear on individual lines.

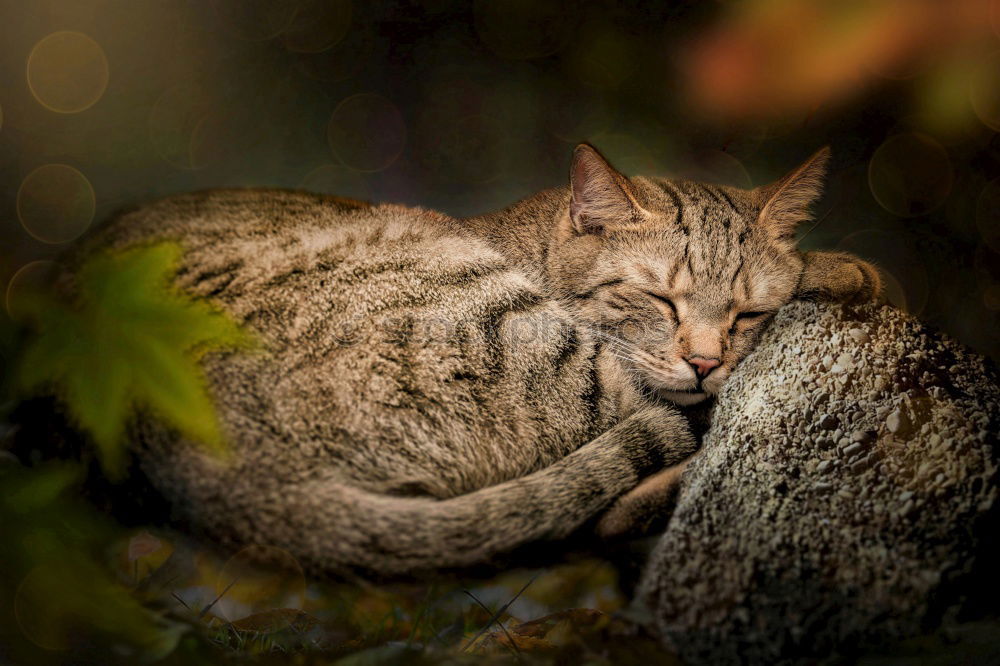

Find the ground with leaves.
xmin=0 ymin=459 xmax=678 ymax=665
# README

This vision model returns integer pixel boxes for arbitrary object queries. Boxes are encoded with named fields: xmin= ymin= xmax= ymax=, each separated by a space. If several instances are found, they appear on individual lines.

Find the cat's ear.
xmin=568 ymin=143 xmax=642 ymax=236
xmin=754 ymin=147 xmax=830 ymax=241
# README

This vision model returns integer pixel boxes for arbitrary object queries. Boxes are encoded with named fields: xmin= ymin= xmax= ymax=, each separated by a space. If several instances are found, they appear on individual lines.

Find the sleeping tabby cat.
xmin=64 ymin=144 xmax=878 ymax=579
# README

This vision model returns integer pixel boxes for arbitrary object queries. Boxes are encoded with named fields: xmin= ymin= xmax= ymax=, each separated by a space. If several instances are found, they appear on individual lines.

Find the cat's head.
xmin=549 ymin=143 xmax=828 ymax=405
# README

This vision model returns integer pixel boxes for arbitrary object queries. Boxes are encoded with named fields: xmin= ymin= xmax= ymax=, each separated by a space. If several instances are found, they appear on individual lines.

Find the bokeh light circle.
xmin=976 ymin=177 xmax=1000 ymax=253
xmin=281 ymin=0 xmax=352 ymax=53
xmin=868 ymin=132 xmax=952 ymax=217
xmin=568 ymin=25 xmax=635 ymax=90
xmin=327 ymin=93 xmax=406 ymax=172
xmin=678 ymin=150 xmax=752 ymax=189
xmin=836 ymin=229 xmax=928 ymax=314
xmin=6 ymin=261 xmax=57 ymax=320
xmin=210 ymin=0 xmax=297 ymax=41
xmin=875 ymin=266 xmax=908 ymax=313
xmin=974 ymin=242 xmax=1000 ymax=287
xmin=984 ymin=284 xmax=1000 ymax=311
xmin=973 ymin=243 xmax=1000 ymax=353
xmin=17 ymin=165 xmax=96 ymax=244
xmin=890 ymin=113 xmax=994 ymax=150
xmin=943 ymin=280 xmax=998 ymax=361
xmin=970 ymin=50 xmax=1000 ymax=131
xmin=426 ymin=114 xmax=506 ymax=184
xmin=216 ymin=545 xmax=306 ymax=623
xmin=865 ymin=40 xmax=938 ymax=82
xmin=547 ymin=91 xmax=613 ymax=143
xmin=709 ymin=125 xmax=769 ymax=163
xmin=299 ymin=164 xmax=370 ymax=201
xmin=474 ymin=0 xmax=572 ymax=60
xmin=190 ymin=111 xmax=246 ymax=170
xmin=149 ymin=83 xmax=214 ymax=170
xmin=587 ymin=132 xmax=658 ymax=176
xmin=27 ymin=31 xmax=109 ymax=113
xmin=810 ymin=164 xmax=866 ymax=228
xmin=295 ymin=25 xmax=373 ymax=82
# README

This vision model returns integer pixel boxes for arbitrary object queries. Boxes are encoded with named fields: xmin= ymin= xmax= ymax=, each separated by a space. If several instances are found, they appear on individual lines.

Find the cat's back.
xmin=107 ymin=187 xmax=371 ymax=238
xmin=77 ymin=188 xmax=603 ymax=496
xmin=86 ymin=188 xmax=373 ymax=257
xmin=81 ymin=187 xmax=499 ymax=312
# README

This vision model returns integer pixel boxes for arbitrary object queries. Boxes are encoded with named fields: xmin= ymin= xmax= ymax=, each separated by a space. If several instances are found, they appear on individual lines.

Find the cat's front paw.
xmin=840 ymin=257 xmax=882 ymax=304
xmin=797 ymin=251 xmax=883 ymax=305
xmin=596 ymin=462 xmax=689 ymax=539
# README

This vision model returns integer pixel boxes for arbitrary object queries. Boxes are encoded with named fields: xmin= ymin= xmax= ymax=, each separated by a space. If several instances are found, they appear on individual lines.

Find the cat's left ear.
xmin=754 ymin=147 xmax=830 ymax=242
xmin=567 ymin=143 xmax=644 ymax=236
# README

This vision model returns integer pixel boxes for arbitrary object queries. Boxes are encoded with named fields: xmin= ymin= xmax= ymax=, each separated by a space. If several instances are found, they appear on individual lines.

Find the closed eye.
xmin=735 ymin=311 xmax=770 ymax=321
xmin=644 ymin=291 xmax=677 ymax=314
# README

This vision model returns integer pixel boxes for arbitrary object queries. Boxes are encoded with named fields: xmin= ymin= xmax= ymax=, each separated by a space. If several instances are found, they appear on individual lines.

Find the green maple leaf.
xmin=15 ymin=243 xmax=254 ymax=476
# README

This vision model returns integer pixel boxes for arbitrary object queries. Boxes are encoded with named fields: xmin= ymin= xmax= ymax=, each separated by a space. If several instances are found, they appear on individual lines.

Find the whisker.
xmin=587 ymin=329 xmax=639 ymax=350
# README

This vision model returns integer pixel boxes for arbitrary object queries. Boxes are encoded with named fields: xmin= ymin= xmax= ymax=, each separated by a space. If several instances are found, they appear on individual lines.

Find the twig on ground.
xmin=463 ymin=589 xmax=523 ymax=660
xmin=199 ymin=576 xmax=239 ymax=619
xmin=170 ymin=591 xmax=192 ymax=611
xmin=461 ymin=574 xmax=537 ymax=652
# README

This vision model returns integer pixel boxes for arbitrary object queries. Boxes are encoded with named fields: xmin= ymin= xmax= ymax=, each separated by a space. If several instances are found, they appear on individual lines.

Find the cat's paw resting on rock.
xmin=595 ymin=460 xmax=690 ymax=540
xmin=797 ymin=250 xmax=883 ymax=304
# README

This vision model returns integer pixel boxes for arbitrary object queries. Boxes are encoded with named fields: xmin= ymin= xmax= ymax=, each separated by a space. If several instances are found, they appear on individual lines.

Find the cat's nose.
xmin=686 ymin=356 xmax=721 ymax=377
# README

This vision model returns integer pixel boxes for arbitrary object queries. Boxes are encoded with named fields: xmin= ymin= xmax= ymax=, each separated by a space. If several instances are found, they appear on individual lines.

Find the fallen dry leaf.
xmin=229 ymin=608 xmax=319 ymax=634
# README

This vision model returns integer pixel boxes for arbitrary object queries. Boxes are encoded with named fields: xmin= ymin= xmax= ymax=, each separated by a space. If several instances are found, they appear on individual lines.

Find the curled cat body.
xmin=64 ymin=144 xmax=879 ymax=580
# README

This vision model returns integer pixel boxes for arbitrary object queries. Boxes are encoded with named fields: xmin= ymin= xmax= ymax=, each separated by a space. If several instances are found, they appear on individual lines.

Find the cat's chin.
xmin=657 ymin=390 xmax=709 ymax=406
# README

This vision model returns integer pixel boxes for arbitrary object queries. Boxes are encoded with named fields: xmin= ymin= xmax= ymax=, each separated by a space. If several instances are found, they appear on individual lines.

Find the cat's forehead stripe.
xmin=715 ymin=186 xmax=738 ymax=211
xmin=667 ymin=248 xmax=685 ymax=289
xmin=729 ymin=257 xmax=745 ymax=291
xmin=695 ymin=183 xmax=739 ymax=214
xmin=637 ymin=264 xmax=659 ymax=284
xmin=652 ymin=179 xmax=745 ymax=244
xmin=655 ymin=180 xmax=687 ymax=234
xmin=697 ymin=183 xmax=722 ymax=204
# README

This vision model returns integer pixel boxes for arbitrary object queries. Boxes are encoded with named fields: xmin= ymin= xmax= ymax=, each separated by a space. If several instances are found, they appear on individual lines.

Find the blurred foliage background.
xmin=0 ymin=0 xmax=998 ymax=360
xmin=1 ymin=0 xmax=1000 ymax=662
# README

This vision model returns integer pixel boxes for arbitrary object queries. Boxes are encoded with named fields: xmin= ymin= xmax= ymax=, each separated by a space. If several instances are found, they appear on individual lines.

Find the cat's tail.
xmin=176 ymin=407 xmax=696 ymax=580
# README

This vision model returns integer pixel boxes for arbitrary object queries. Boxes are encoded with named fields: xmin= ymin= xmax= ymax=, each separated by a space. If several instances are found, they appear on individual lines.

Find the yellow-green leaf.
xmin=16 ymin=242 xmax=254 ymax=477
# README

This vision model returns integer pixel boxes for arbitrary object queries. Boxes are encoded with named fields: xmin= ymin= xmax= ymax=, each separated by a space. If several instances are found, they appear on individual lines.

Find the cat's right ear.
xmin=754 ymin=146 xmax=831 ymax=242
xmin=567 ymin=143 xmax=642 ymax=236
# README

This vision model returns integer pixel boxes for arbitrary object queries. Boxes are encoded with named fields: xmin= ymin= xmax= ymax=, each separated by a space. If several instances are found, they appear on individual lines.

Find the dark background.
xmin=1 ymin=0 xmax=998 ymax=359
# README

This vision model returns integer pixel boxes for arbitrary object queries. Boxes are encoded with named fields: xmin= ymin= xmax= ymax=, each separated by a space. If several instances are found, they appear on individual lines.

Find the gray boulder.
xmin=638 ymin=302 xmax=1000 ymax=664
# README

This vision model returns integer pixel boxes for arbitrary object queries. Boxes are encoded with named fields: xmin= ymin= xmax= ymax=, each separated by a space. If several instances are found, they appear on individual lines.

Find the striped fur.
xmin=67 ymin=146 xmax=879 ymax=579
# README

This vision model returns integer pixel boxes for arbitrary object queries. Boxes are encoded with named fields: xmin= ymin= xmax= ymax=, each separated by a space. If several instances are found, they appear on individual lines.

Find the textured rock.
xmin=638 ymin=302 xmax=1000 ymax=665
